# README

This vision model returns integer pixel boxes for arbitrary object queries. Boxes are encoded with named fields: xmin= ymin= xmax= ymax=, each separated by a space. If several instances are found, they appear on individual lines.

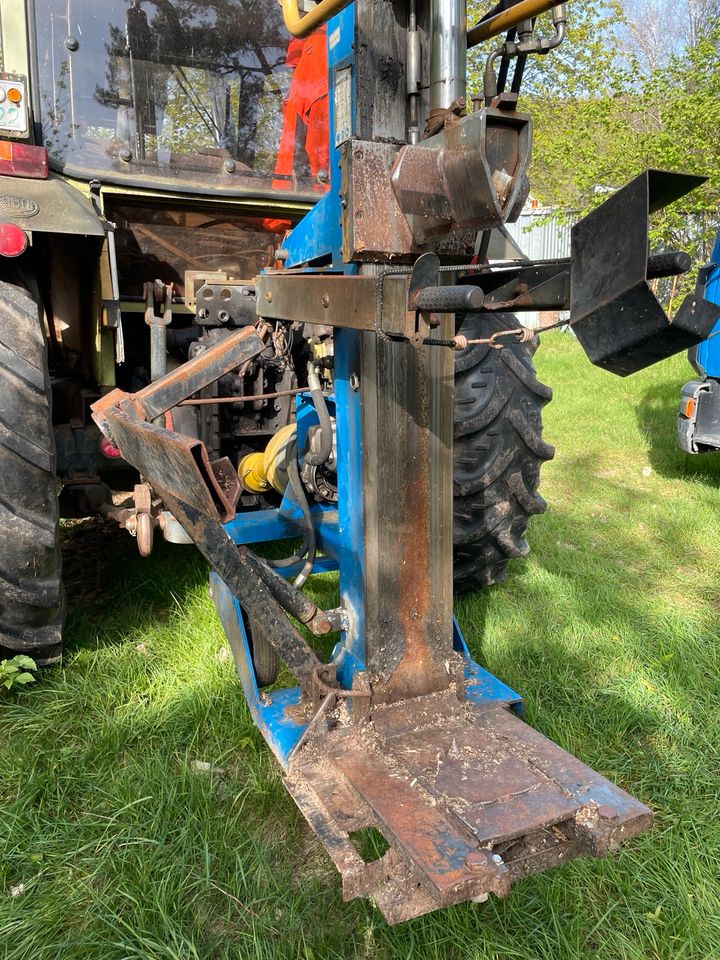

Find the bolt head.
xmin=464 ymin=851 xmax=487 ymax=872
xmin=119 ymin=147 xmax=132 ymax=162
xmin=65 ymin=36 xmax=79 ymax=51
xmin=597 ymin=804 xmax=617 ymax=821
xmin=223 ymin=158 xmax=236 ymax=173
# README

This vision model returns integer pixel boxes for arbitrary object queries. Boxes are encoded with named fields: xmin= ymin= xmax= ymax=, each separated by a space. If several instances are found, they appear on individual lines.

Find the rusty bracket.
xmin=101 ymin=407 xmax=241 ymax=523
xmin=256 ymin=273 xmax=412 ymax=338
xmin=91 ymin=325 xmax=265 ymax=523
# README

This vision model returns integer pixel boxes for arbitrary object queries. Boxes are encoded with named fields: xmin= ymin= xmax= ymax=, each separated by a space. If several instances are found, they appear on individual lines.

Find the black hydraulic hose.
xmin=287 ymin=456 xmax=316 ymax=589
xmin=511 ymin=51 xmax=528 ymax=93
xmin=269 ymin=535 xmax=309 ymax=570
xmin=496 ymin=28 xmax=516 ymax=93
xmin=303 ymin=362 xmax=333 ymax=468
xmin=268 ymin=442 xmax=311 ymax=571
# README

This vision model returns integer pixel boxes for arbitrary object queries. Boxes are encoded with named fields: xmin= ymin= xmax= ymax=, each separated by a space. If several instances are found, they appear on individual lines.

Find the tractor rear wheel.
xmin=453 ymin=312 xmax=554 ymax=593
xmin=0 ymin=278 xmax=64 ymax=665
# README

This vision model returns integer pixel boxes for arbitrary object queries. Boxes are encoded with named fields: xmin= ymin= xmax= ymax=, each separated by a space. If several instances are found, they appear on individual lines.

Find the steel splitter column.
xmin=350 ymin=0 xmax=466 ymax=701
xmin=359 ymin=322 xmax=455 ymax=701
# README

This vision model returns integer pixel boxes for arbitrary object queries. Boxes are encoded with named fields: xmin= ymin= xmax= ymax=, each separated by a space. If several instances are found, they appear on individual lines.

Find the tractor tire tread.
xmin=0 ymin=278 xmax=64 ymax=661
xmin=453 ymin=312 xmax=553 ymax=594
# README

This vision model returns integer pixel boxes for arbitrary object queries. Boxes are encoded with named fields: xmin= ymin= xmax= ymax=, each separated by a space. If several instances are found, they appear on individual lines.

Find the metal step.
xmin=286 ymin=692 xmax=652 ymax=924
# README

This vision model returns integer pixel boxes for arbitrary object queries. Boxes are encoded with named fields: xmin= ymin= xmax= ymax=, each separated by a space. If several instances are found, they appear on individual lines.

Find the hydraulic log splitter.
xmin=92 ymin=0 xmax=720 ymax=923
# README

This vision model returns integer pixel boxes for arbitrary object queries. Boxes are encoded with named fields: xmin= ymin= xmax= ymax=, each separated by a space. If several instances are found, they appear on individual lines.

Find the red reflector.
xmin=0 ymin=140 xmax=48 ymax=179
xmin=100 ymin=437 xmax=122 ymax=459
xmin=0 ymin=221 xmax=27 ymax=257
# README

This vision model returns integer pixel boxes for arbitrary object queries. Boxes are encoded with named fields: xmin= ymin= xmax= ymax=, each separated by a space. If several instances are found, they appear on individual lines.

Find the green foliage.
xmin=641 ymin=25 xmax=720 ymax=262
xmin=0 ymin=655 xmax=38 ymax=693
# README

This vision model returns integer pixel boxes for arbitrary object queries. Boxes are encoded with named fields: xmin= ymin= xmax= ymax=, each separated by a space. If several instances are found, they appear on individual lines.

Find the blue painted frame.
xmin=209 ymin=5 xmax=523 ymax=767
xmin=282 ymin=4 xmax=356 ymax=269
xmin=691 ymin=231 xmax=720 ymax=377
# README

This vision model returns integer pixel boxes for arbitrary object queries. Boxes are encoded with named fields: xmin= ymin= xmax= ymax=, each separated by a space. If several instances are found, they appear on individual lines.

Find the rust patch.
xmin=284 ymin=693 xmax=653 ymax=923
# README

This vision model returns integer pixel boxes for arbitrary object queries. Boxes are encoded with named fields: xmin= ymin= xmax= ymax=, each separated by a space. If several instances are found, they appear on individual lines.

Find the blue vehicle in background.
xmin=678 ymin=231 xmax=720 ymax=453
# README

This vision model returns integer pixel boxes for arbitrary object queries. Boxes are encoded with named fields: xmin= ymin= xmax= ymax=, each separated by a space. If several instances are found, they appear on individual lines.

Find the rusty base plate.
xmin=286 ymin=692 xmax=652 ymax=924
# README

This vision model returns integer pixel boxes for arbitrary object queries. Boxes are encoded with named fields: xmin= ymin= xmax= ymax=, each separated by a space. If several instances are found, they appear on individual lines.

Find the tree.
xmin=619 ymin=0 xmax=720 ymax=70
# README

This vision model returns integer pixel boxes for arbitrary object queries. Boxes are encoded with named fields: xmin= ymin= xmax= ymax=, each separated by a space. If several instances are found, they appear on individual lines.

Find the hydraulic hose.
xmin=303 ymin=361 xmax=333 ymax=468
xmin=269 ymin=535 xmax=309 ymax=570
xmin=269 ymin=441 xmax=310 ymax=570
xmin=267 ymin=445 xmax=316 ymax=584
xmin=287 ymin=456 xmax=316 ymax=589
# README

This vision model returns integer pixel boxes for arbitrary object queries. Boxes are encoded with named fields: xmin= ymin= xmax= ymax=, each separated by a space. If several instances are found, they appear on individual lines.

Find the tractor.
xmin=3 ymin=0 xmax=720 ymax=924
xmin=677 ymin=228 xmax=720 ymax=452
xmin=0 ymin=0 xmax=550 ymax=667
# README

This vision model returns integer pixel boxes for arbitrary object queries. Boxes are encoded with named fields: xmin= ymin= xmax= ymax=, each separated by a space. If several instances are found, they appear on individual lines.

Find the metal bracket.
xmin=339 ymin=109 xmax=531 ymax=260
xmin=195 ymin=282 xmax=257 ymax=326
xmin=390 ymin=107 xmax=532 ymax=244
xmin=91 ymin=326 xmax=266 ymax=522
xmin=570 ymin=170 xmax=714 ymax=375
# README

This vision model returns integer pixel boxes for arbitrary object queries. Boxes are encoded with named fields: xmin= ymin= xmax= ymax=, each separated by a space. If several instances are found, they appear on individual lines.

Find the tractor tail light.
xmin=682 ymin=397 xmax=696 ymax=419
xmin=0 ymin=222 xmax=27 ymax=257
xmin=100 ymin=437 xmax=122 ymax=459
xmin=0 ymin=140 xmax=48 ymax=179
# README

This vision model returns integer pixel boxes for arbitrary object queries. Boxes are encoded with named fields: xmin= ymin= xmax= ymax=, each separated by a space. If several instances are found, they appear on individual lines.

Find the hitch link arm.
xmin=90 ymin=326 xmax=339 ymax=698
xmin=93 ymin=327 xmax=267 ymax=433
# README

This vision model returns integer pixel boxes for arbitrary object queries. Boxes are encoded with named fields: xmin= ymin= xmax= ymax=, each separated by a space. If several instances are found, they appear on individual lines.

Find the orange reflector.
xmin=0 ymin=141 xmax=11 ymax=161
xmin=682 ymin=397 xmax=696 ymax=419
xmin=7 ymin=87 xmax=22 ymax=104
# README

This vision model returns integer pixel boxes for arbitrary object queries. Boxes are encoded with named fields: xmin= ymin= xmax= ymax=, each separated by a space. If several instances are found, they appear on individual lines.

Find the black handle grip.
xmin=647 ymin=251 xmax=692 ymax=280
xmin=415 ymin=284 xmax=485 ymax=313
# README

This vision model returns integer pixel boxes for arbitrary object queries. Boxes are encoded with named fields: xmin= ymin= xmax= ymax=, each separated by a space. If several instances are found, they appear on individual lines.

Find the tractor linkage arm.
xmin=92 ymin=326 xmax=341 ymax=700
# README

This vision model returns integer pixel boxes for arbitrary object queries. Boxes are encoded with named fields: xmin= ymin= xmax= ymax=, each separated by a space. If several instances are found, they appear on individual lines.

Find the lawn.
xmin=2 ymin=333 xmax=720 ymax=960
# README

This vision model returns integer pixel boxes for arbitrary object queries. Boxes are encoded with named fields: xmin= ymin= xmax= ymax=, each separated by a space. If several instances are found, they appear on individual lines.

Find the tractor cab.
xmin=1 ymin=0 xmax=329 ymax=313
xmin=35 ymin=0 xmax=326 ymax=199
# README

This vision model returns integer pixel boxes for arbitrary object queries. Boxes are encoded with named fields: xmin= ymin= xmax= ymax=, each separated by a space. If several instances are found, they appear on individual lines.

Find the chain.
xmin=422 ymin=325 xmax=538 ymax=351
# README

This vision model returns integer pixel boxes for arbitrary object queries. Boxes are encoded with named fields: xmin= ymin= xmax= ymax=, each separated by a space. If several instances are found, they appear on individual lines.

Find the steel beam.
xmin=255 ymin=273 xmax=410 ymax=334
xmin=359 ymin=278 xmax=456 ymax=702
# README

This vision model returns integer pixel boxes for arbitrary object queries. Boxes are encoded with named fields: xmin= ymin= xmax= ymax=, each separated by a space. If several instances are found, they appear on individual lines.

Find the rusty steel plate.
xmin=103 ymin=409 xmax=239 ymax=523
xmin=286 ymin=692 xmax=653 ymax=923
xmin=254 ymin=273 xmax=410 ymax=336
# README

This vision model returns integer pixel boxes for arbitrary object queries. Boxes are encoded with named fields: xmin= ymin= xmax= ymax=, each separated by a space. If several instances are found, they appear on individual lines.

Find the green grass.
xmin=2 ymin=333 xmax=720 ymax=959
